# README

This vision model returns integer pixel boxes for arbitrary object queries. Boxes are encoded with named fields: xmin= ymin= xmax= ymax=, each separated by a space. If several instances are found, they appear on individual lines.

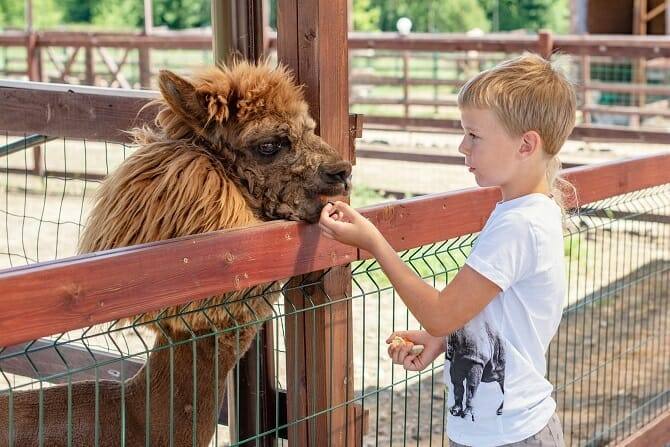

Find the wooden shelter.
xmin=572 ymin=0 xmax=670 ymax=34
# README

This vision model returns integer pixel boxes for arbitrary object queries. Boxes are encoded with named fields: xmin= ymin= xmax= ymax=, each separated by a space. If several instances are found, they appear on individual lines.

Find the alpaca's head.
xmin=156 ymin=61 xmax=351 ymax=224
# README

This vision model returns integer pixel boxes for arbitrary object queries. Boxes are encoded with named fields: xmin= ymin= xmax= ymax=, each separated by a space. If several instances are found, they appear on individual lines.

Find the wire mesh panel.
xmin=0 ymin=132 xmax=132 ymax=268
xmin=341 ymin=186 xmax=670 ymax=446
xmin=0 ymin=284 xmax=285 ymax=447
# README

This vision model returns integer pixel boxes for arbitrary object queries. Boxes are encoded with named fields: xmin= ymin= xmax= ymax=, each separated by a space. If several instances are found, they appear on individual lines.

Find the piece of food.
xmin=391 ymin=336 xmax=424 ymax=355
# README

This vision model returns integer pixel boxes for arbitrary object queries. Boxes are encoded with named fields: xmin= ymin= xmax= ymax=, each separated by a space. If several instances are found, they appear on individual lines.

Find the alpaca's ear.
xmin=158 ymin=70 xmax=209 ymax=129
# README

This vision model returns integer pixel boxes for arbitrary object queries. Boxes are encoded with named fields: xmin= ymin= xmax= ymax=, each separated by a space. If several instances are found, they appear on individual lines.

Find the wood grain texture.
xmin=0 ymin=221 xmax=355 ymax=347
xmin=618 ymin=409 xmax=670 ymax=447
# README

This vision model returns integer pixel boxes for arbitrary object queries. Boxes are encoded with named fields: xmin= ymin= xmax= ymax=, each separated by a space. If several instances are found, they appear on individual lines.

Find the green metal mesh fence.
xmin=1 ymin=135 xmax=670 ymax=446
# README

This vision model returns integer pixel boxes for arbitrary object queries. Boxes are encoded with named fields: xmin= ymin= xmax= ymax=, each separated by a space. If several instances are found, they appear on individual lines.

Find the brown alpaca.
xmin=0 ymin=61 xmax=351 ymax=446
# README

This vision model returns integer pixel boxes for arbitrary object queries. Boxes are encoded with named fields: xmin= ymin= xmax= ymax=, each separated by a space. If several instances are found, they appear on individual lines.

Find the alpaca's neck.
xmin=124 ymin=327 xmax=261 ymax=446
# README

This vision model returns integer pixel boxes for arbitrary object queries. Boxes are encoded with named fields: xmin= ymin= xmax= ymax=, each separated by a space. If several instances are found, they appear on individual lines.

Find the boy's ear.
xmin=519 ymin=130 xmax=541 ymax=158
xmin=158 ymin=70 xmax=233 ymax=132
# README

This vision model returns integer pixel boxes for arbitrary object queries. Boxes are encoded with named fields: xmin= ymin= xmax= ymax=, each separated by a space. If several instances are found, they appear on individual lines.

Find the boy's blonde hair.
xmin=457 ymin=53 xmax=577 ymax=211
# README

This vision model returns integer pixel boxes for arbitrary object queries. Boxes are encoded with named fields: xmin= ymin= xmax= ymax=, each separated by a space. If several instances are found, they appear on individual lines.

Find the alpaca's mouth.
xmin=318 ymin=177 xmax=351 ymax=198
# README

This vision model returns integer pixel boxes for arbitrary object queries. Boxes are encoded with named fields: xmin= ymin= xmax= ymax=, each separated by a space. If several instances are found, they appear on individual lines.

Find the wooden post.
xmin=84 ymin=46 xmax=95 ymax=86
xmin=277 ymin=0 xmax=356 ymax=445
xmin=581 ymin=55 xmax=592 ymax=125
xmin=26 ymin=28 xmax=44 ymax=176
xmin=211 ymin=2 xmax=274 ymax=446
xmin=212 ymin=0 xmax=264 ymax=64
xmin=632 ymin=0 xmax=647 ymax=128
xmin=538 ymin=30 xmax=554 ymax=59
xmin=138 ymin=0 xmax=153 ymax=88
xmin=403 ymin=51 xmax=410 ymax=121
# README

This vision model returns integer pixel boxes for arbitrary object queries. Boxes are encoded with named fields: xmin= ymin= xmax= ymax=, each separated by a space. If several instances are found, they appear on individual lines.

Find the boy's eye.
xmin=469 ymin=132 xmax=478 ymax=139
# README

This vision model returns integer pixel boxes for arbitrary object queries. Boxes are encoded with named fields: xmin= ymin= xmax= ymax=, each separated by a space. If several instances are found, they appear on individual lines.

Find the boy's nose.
xmin=458 ymin=138 xmax=469 ymax=155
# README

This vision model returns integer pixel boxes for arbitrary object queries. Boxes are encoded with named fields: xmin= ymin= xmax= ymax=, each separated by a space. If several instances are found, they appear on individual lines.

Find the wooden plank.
xmin=0 ymin=80 xmax=158 ymax=143
xmin=0 ymin=339 xmax=144 ymax=384
xmin=619 ymin=409 xmax=670 ymax=446
xmin=363 ymin=116 xmax=670 ymax=145
xmin=350 ymin=74 xmax=463 ymax=87
xmin=582 ymin=104 xmax=670 ymax=118
xmin=358 ymin=187 xmax=501 ymax=259
xmin=585 ymin=81 xmax=670 ymax=96
xmin=357 ymin=152 xmax=670 ymax=258
xmin=569 ymin=124 xmax=670 ymax=144
xmin=355 ymin=148 xmax=583 ymax=169
xmin=4 ymin=56 xmax=670 ymax=147
xmin=8 ymin=31 xmax=670 ymax=60
xmin=36 ymin=31 xmax=212 ymax=50
xmin=562 ymin=153 xmax=670 ymax=206
xmin=0 ymin=220 xmax=356 ymax=348
xmin=278 ymin=0 xmax=353 ymax=445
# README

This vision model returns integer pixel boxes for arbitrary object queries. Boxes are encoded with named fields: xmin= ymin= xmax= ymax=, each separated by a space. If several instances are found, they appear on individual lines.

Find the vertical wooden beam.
xmin=84 ymin=46 xmax=95 ymax=86
xmin=211 ymin=2 xmax=274 ymax=446
xmin=277 ymin=0 xmax=355 ymax=446
xmin=538 ymin=30 xmax=554 ymax=59
xmin=139 ymin=0 xmax=153 ymax=89
xmin=633 ymin=0 xmax=648 ymax=128
xmin=402 ymin=51 xmax=410 ymax=121
xmin=212 ymin=0 xmax=264 ymax=64
xmin=26 ymin=28 xmax=44 ymax=176
xmin=581 ymin=55 xmax=592 ymax=125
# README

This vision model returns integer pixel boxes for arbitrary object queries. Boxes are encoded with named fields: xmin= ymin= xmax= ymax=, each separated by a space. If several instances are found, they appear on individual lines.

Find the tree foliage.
xmin=0 ymin=0 xmax=568 ymax=33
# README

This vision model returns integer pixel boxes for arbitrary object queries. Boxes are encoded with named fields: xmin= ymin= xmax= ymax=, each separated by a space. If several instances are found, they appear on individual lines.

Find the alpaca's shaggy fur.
xmin=1 ymin=60 xmax=351 ymax=447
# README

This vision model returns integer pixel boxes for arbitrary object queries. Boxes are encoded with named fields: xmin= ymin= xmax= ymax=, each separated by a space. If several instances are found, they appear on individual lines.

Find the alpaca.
xmin=0 ymin=61 xmax=352 ymax=446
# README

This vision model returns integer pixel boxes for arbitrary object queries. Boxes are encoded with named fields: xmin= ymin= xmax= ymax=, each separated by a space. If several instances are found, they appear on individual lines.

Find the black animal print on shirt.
xmin=446 ymin=321 xmax=505 ymax=421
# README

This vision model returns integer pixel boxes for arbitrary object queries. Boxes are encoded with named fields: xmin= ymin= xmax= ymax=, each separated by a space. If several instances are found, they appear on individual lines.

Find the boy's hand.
xmin=319 ymin=201 xmax=381 ymax=253
xmin=386 ymin=330 xmax=446 ymax=372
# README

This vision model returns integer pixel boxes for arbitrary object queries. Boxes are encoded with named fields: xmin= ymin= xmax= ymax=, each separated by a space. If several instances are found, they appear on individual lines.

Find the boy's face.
xmin=458 ymin=107 xmax=522 ymax=189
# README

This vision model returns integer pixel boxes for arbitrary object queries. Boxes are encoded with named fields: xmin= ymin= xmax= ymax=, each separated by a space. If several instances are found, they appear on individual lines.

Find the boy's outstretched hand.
xmin=386 ymin=330 xmax=447 ymax=372
xmin=319 ymin=201 xmax=382 ymax=253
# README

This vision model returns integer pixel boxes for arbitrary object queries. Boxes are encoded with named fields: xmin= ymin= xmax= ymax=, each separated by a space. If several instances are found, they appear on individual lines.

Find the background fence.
xmin=3 ymin=31 xmax=670 ymax=135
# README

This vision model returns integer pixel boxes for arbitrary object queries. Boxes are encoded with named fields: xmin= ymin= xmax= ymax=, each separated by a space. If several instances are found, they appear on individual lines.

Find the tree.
xmin=0 ymin=0 xmax=62 ymax=30
xmin=92 ymin=0 xmax=142 ymax=29
xmin=353 ymin=0 xmax=381 ymax=31
xmin=153 ymin=0 xmax=210 ymax=29
xmin=61 ymin=0 xmax=95 ymax=23
xmin=0 ymin=0 xmax=23 ymax=29
xmin=369 ymin=0 xmax=489 ymax=33
xmin=478 ymin=0 xmax=568 ymax=33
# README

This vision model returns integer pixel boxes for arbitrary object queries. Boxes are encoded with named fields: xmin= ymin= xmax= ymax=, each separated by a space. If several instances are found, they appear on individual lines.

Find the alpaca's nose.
xmin=320 ymin=161 xmax=352 ymax=185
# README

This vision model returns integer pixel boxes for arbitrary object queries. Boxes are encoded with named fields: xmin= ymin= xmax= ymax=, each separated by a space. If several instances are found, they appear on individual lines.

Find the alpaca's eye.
xmin=257 ymin=142 xmax=280 ymax=156
xmin=256 ymin=139 xmax=290 ymax=156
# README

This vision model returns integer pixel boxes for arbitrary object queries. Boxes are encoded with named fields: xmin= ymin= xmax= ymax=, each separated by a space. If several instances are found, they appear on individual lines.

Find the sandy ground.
xmin=1 ymin=130 xmax=669 ymax=446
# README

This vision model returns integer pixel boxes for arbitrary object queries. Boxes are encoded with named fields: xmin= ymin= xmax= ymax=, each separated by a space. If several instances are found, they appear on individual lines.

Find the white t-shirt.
xmin=445 ymin=193 xmax=565 ymax=447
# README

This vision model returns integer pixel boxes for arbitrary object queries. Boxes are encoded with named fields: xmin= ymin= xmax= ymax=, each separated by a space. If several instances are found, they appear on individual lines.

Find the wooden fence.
xmin=0 ymin=76 xmax=670 ymax=444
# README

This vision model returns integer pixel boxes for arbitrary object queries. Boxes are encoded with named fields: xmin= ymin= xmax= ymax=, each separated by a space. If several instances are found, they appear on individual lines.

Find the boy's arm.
xmin=371 ymin=236 xmax=501 ymax=337
xmin=320 ymin=202 xmax=501 ymax=337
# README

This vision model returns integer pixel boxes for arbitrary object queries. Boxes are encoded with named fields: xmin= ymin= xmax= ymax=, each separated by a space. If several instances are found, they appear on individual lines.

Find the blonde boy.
xmin=320 ymin=53 xmax=576 ymax=446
